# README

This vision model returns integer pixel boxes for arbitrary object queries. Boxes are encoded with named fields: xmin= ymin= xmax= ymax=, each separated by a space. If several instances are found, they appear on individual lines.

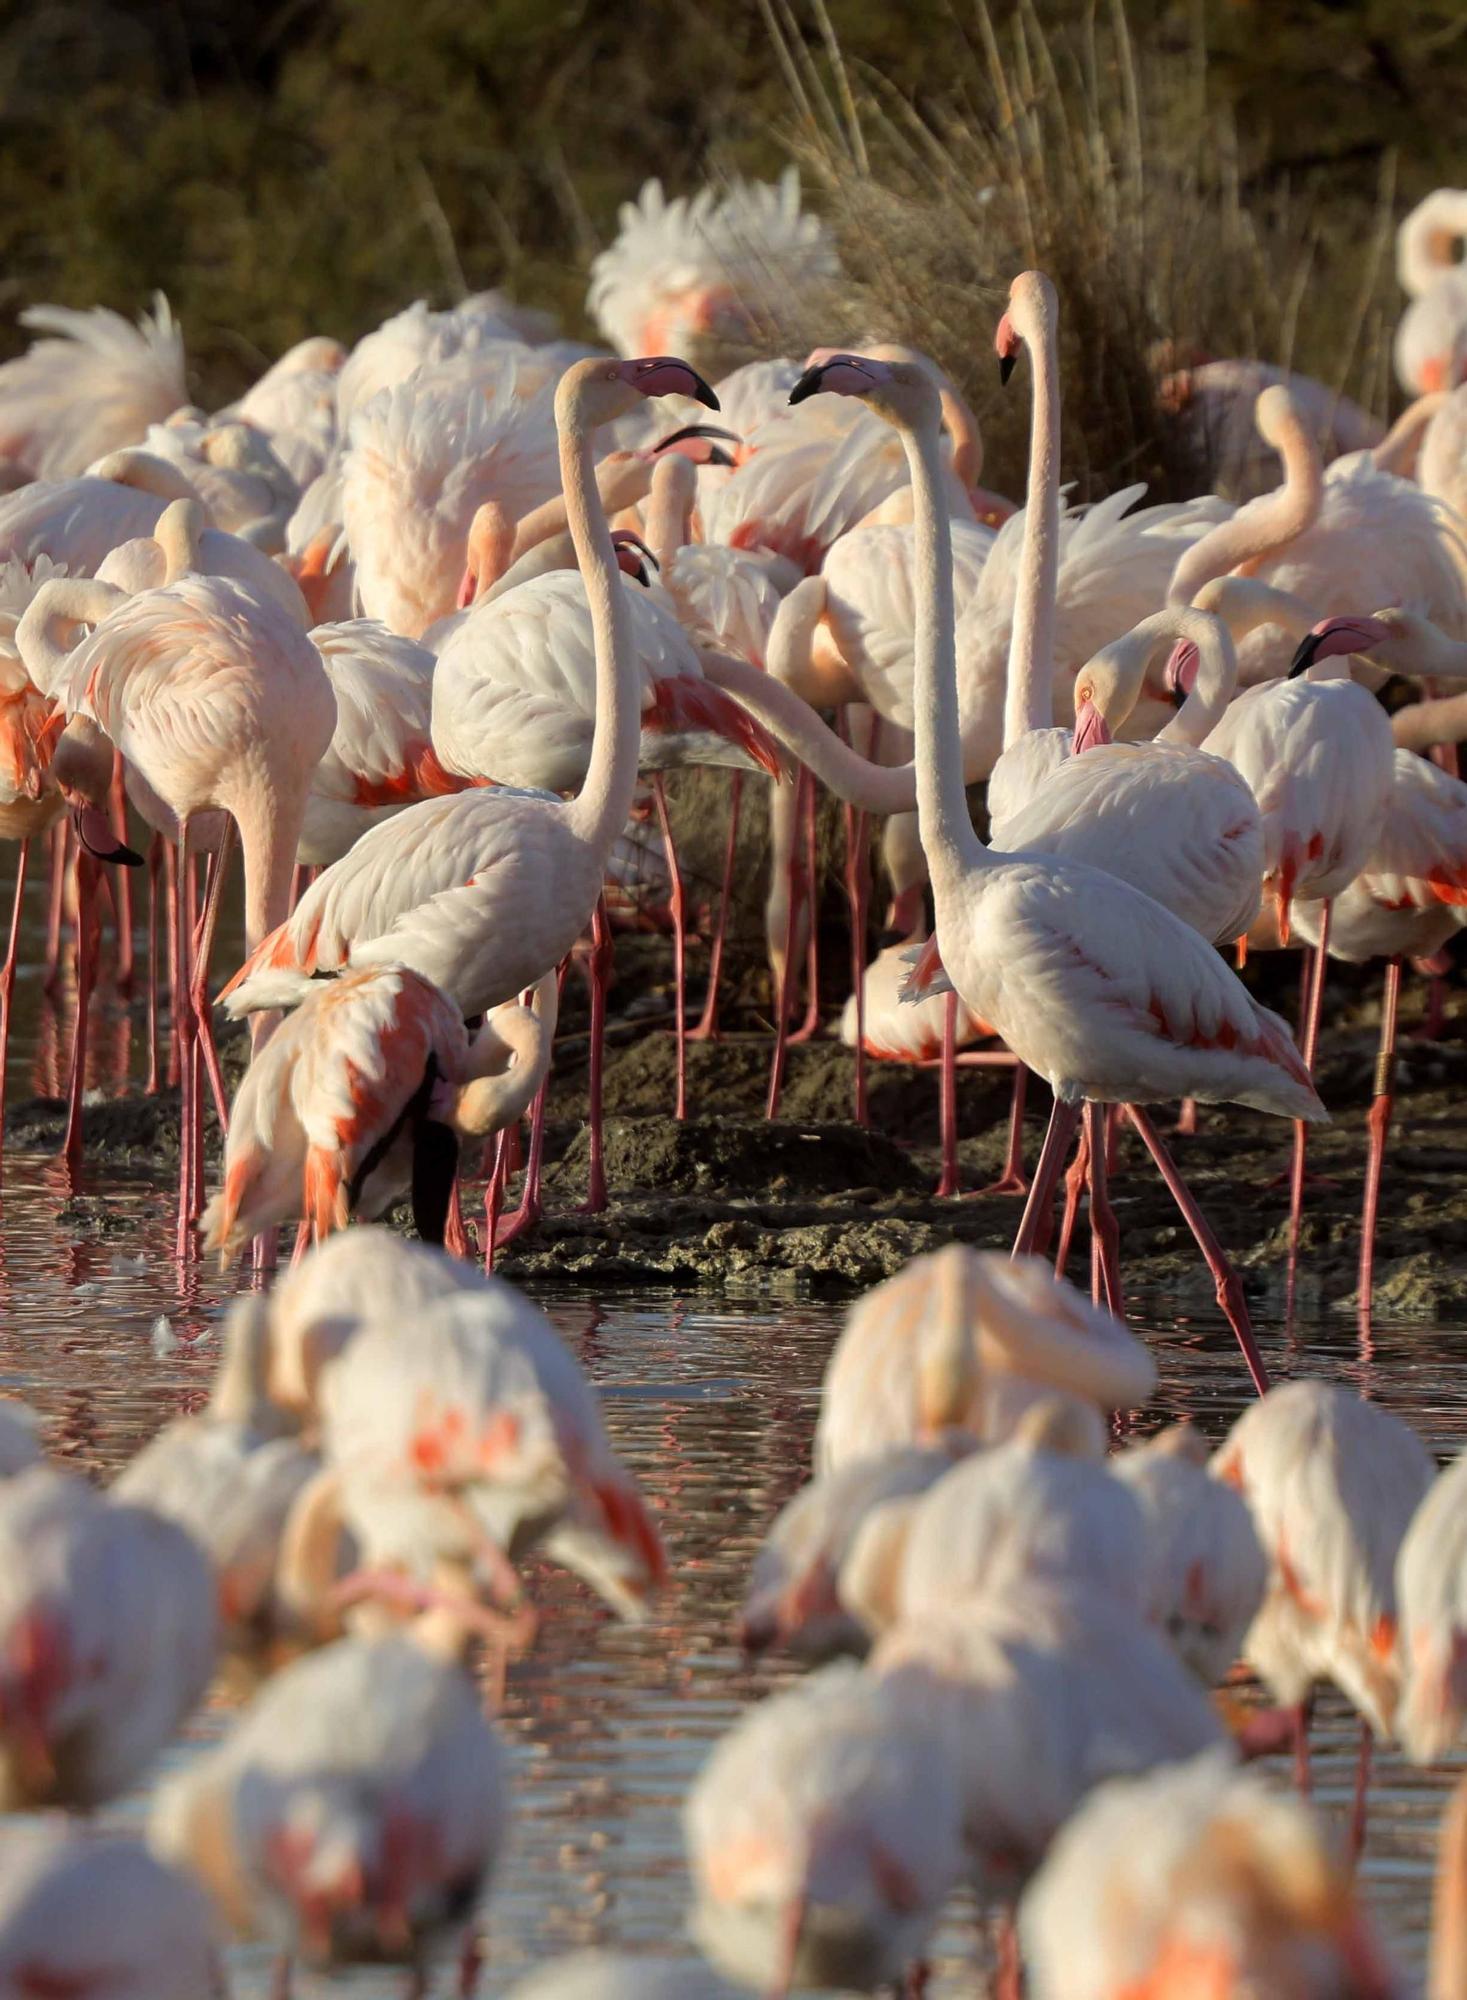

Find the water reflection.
xmin=0 ymin=855 xmax=1460 ymax=1990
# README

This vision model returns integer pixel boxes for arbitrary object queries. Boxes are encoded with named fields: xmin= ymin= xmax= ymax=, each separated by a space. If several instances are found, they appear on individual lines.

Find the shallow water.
xmin=1 ymin=860 xmax=1464 ymax=1992
xmin=0 ymin=1138 xmax=1462 ymax=1994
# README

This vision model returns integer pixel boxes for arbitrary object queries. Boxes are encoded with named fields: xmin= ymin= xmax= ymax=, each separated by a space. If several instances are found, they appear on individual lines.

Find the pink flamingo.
xmin=19 ymin=567 xmax=336 ymax=1252
xmin=201 ymin=964 xmax=555 ymax=1265
xmin=791 ymin=344 xmax=1323 ymax=1394
xmin=224 ymin=355 xmax=723 ymax=1221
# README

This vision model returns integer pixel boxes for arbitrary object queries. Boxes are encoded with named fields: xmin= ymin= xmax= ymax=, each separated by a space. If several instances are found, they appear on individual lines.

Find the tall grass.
xmin=760 ymin=0 xmax=1402 ymax=499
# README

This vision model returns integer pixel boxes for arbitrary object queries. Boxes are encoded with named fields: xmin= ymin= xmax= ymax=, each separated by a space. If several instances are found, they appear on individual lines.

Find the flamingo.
xmin=791 ymin=344 xmax=1323 ymax=1392
xmin=0 ymin=295 xmax=186 ymax=480
xmin=0 ymin=1825 xmax=222 ymax=2000
xmin=1212 ymin=1378 xmax=1435 ymax=1863
xmin=737 ymin=1441 xmax=968 ymax=1662
xmin=334 ymin=295 xmax=562 ymax=435
xmin=126 ymin=414 xmax=300 ymax=549
xmin=263 ymin=1225 xmax=489 ymax=1431
xmin=222 ymin=354 xmax=728 ymax=1217
xmin=317 ymin=1280 xmax=665 ymax=1622
xmin=150 ymin=1609 xmax=508 ymax=1980
xmin=1159 ymin=355 xmax=1384 ymax=496
xmin=814 ymin=1245 xmax=1155 ymax=1475
xmin=684 ymin=1659 xmax=965 ymax=1997
xmin=299 ymin=618 xmax=474 ymax=868
xmin=1396 ymin=1446 xmax=1467 ymax=1766
xmin=0 ymin=1465 xmax=216 ymax=1807
xmin=219 ymin=332 xmax=347 ymax=488
xmin=1396 ymin=187 xmax=1467 ymax=394
xmin=199 ymin=964 xmax=555 ymax=1263
xmin=837 ymin=1401 xmax=1146 ymax=1646
xmin=1114 ymin=1421 xmax=1268 ymax=1688
xmin=113 ymin=1295 xmax=319 ymax=1654
xmin=587 ymin=169 xmax=839 ymax=370
xmin=1018 ymin=1748 xmax=1398 ymax=1998
xmin=20 ymin=565 xmax=337 ymax=1251
xmin=1418 ymin=384 xmax=1467 ymax=524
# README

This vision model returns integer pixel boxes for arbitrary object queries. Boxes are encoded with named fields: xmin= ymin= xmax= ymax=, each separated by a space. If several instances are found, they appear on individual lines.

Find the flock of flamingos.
xmin=3 ymin=165 xmax=1467 ymax=1995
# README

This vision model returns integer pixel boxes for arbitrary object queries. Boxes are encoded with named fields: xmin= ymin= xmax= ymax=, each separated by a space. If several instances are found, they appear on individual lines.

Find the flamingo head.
xmin=996 ymin=270 xmax=1057 ymax=384
xmin=1163 ymin=638 xmax=1202 ymax=703
xmin=1288 ymin=615 xmax=1399 ymax=678
xmin=646 ymin=421 xmax=742 ymax=467
xmin=1070 ymin=697 xmax=1113 ymax=756
xmin=561 ymin=355 xmax=719 ymax=430
xmin=788 ymin=353 xmax=940 ymax=429
xmin=611 ymin=530 xmax=659 ymax=586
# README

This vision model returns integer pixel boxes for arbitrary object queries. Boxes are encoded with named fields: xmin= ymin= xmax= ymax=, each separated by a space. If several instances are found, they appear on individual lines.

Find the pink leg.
xmin=1346 ymin=1719 xmax=1373 ymax=1874
xmin=1175 ymin=1096 xmax=1198 ymax=1135
xmin=457 ymin=1930 xmax=485 ymax=2000
xmin=650 ymin=775 xmax=687 ymax=1120
xmin=189 ymin=822 xmax=236 ymax=1138
xmin=1357 ymin=957 xmax=1401 ymax=1337
xmin=483 ymin=1132 xmax=508 ymax=1272
xmin=1127 ymin=1105 xmax=1270 ymax=1395
xmin=174 ymin=822 xmax=196 ymax=1264
xmin=690 ymin=772 xmax=741 ymax=1042
xmin=992 ymin=1908 xmax=1022 ymax=2000
xmin=498 ymin=1069 xmax=550 ymax=1247
xmin=144 ymin=835 xmax=162 ymax=1095
xmin=790 ymin=769 xmax=822 ymax=1043
xmin=1294 ymin=1701 xmax=1312 ymax=1798
xmin=1086 ymin=1101 xmax=1122 ymax=1314
xmin=109 ymin=755 xmax=135 ymax=996
xmin=1054 ymin=1120 xmax=1090 ymax=1279
xmin=1012 ymin=1100 xmax=1084 ymax=1259
xmin=840 ymin=722 xmax=873 ymax=1127
xmin=289 ymin=1217 xmax=312 ymax=1268
xmin=1421 ymin=972 xmax=1448 ymax=1041
xmin=580 ymin=898 xmax=612 ymax=1214
xmin=164 ymin=837 xmax=182 ymax=1088
xmin=1287 ymin=901 xmax=1332 ymax=1245
xmin=42 ymin=818 xmax=68 ymax=997
xmin=766 ymin=770 xmax=810 ymax=1121
xmin=62 ymin=851 xmax=101 ymax=1179
xmin=442 ymin=1181 xmax=471 ymax=1259
xmin=975 ymin=1063 xmax=1029 ymax=1197
xmin=934 ymin=992 xmax=959 ymax=1198
xmin=0 ymin=840 xmax=29 ymax=1171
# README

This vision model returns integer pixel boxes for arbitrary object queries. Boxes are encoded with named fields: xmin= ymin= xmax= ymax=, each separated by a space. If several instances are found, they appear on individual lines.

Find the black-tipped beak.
xmin=687 ymin=370 xmax=720 ymax=411
xmin=1288 ymin=632 xmax=1322 ymax=679
xmin=70 ymin=803 xmax=143 ymax=867
xmin=788 ymin=362 xmax=828 ymax=407
xmin=998 ymin=353 xmax=1017 ymax=387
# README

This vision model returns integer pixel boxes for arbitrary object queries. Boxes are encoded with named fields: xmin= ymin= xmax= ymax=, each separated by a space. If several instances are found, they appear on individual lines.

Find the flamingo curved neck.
xmin=1002 ymin=299 xmax=1061 ymax=751
xmin=1153 ymin=609 xmax=1240 ymax=748
xmin=698 ymin=651 xmax=918 ymax=812
xmin=1196 ymin=577 xmax=1315 ymax=648
xmin=16 ymin=578 xmax=128 ymax=699
xmin=646 ymin=454 xmax=697 ymax=572
xmin=897 ymin=411 xmax=986 ymax=885
xmin=1391 ymin=632 xmax=1467 ymax=750
xmin=560 ymin=401 xmax=642 ymax=853
xmin=1372 ymin=392 xmax=1449 ymax=476
xmin=1428 ymin=1771 xmax=1467 ymax=1999
xmin=1167 ymin=399 xmax=1324 ymax=605
xmin=456 ymin=976 xmax=559 ymax=1136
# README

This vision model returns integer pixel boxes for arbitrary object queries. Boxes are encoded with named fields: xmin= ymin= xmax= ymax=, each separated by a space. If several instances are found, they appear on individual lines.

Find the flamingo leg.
xmin=1085 ymin=1101 xmax=1123 ymax=1314
xmin=580 ymin=896 xmax=612 ymax=1214
xmin=1287 ymin=900 xmax=1333 ymax=1244
xmin=790 ymin=767 xmax=821 ymax=1042
xmin=109 ymin=754 xmax=135 ymax=996
xmin=174 ymin=821 xmax=195 ymax=1263
xmin=766 ymin=769 xmax=810 ymax=1121
xmin=1346 ymin=1720 xmax=1373 ymax=1874
xmin=690 ymin=772 xmax=741 ymax=1043
xmin=1127 ymin=1105 xmax=1269 ymax=1396
xmin=483 ymin=1132 xmax=508 ymax=1273
xmin=61 ymin=849 xmax=101 ymax=1180
xmin=1054 ymin=1121 xmax=1090 ymax=1281
xmin=841 ymin=714 xmax=874 ymax=1127
xmin=976 ymin=1063 xmax=1030 ymax=1197
xmin=42 ymin=818 xmax=68 ymax=997
xmin=1357 ymin=957 xmax=1402 ymax=1337
xmin=189 ymin=821 xmax=236 ymax=1139
xmin=164 ymin=836 xmax=182 ymax=1088
xmin=934 ymin=991 xmax=959 ymax=1198
xmin=1012 ymin=1100 xmax=1084 ymax=1259
xmin=457 ymin=1930 xmax=485 ymax=2000
xmin=144 ymin=835 xmax=162 ymax=1094
xmin=650 ymin=775 xmax=687 ymax=1120
xmin=497 ymin=1070 xmax=550 ymax=1249
xmin=0 ymin=839 xmax=29 ymax=1173
xmin=992 ymin=1908 xmax=1022 ymax=2000
xmin=1175 ymin=1096 xmax=1198 ymax=1135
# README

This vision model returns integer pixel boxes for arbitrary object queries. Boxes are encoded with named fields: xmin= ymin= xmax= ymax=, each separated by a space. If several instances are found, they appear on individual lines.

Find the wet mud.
xmin=17 ymin=930 xmax=1467 ymax=1316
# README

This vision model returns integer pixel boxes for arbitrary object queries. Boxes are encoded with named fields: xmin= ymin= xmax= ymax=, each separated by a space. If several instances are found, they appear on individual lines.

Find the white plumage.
xmin=1395 ymin=1448 xmax=1467 ymax=1763
xmin=0 ymin=295 xmax=186 ymax=479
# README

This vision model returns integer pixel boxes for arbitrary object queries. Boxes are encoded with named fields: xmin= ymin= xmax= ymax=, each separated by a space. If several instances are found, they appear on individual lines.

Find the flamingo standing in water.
xmin=18 ymin=567 xmax=336 ymax=1254
xmin=224 ymin=355 xmax=725 ymax=1220
xmin=789 ymin=335 xmax=1323 ymax=1395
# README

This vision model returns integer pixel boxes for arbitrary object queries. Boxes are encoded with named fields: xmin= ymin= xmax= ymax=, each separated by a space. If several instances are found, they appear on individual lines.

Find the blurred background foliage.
xmin=0 ymin=0 xmax=1462 ymax=480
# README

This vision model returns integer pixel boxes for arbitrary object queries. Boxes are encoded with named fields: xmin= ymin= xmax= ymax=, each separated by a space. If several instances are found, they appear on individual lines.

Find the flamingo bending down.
xmin=201 ymin=965 xmax=555 ymax=1266
xmin=1019 ymin=1748 xmax=1396 ymax=1998
xmin=0 ymin=1826 xmax=222 ymax=2000
xmin=791 ymin=339 xmax=1324 ymax=1394
xmin=20 ymin=567 xmax=337 ymax=1251
xmin=1213 ymin=1378 xmax=1435 ymax=1861
xmin=150 ymin=1612 xmax=508 ymax=1978
xmin=223 ymin=355 xmax=723 ymax=1216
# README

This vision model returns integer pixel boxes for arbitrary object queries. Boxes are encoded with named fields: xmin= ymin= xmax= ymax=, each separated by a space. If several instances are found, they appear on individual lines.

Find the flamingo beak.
xmin=1071 ymin=698 xmax=1113 ymax=756
xmin=996 ymin=313 xmax=1020 ymax=385
xmin=621 ymin=357 xmax=720 ymax=409
xmin=68 ymin=800 xmax=143 ymax=867
xmin=1289 ymin=616 xmax=1396 ymax=678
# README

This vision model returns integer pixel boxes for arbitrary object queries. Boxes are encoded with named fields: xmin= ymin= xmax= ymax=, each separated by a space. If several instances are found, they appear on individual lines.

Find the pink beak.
xmin=1071 ymin=698 xmax=1113 ymax=756
xmin=455 ymin=566 xmax=477 ymax=611
xmin=1289 ymin=615 xmax=1396 ymax=677
xmin=1163 ymin=638 xmax=1200 ymax=700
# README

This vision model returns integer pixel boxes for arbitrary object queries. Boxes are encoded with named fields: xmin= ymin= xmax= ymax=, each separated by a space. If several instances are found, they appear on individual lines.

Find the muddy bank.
xmin=17 ymin=942 xmax=1467 ymax=1316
